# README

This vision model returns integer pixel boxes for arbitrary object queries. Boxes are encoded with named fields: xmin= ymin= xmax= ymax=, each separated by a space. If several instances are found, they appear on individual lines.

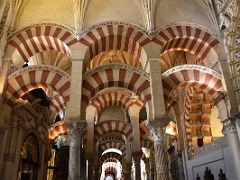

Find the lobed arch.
xmin=6 ymin=23 xmax=78 ymax=68
xmin=162 ymin=65 xmax=224 ymax=105
xmin=94 ymin=120 xmax=133 ymax=141
xmin=5 ymin=65 xmax=71 ymax=107
xmin=82 ymin=63 xmax=151 ymax=104
xmin=153 ymin=24 xmax=220 ymax=63
xmin=79 ymin=22 xmax=150 ymax=68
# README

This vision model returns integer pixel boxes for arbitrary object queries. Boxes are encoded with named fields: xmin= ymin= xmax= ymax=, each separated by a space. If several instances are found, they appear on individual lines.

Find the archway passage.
xmin=162 ymin=65 xmax=224 ymax=109
xmin=7 ymin=24 xmax=77 ymax=68
xmin=17 ymin=134 xmax=39 ymax=180
xmin=82 ymin=64 xmax=151 ymax=104
xmin=153 ymin=25 xmax=219 ymax=62
xmin=5 ymin=65 xmax=71 ymax=107
xmin=79 ymin=23 xmax=150 ymax=68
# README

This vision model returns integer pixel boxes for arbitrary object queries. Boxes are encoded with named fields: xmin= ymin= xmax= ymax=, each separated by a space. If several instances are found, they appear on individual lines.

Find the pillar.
xmin=88 ymin=158 xmax=94 ymax=180
xmin=132 ymin=152 xmax=142 ymax=180
xmin=80 ymin=141 xmax=86 ymax=180
xmin=150 ymin=151 xmax=155 ymax=180
xmin=85 ymin=105 xmax=97 ymax=179
xmin=128 ymin=105 xmax=141 ymax=180
xmin=125 ymin=162 xmax=132 ymax=179
xmin=216 ymin=98 xmax=240 ymax=179
xmin=144 ymin=158 xmax=150 ymax=180
xmin=222 ymin=118 xmax=240 ymax=178
xmin=147 ymin=58 xmax=170 ymax=179
xmin=67 ymin=121 xmax=86 ymax=180
xmin=65 ymin=59 xmax=84 ymax=120
xmin=148 ymin=120 xmax=169 ymax=180
xmin=148 ymin=59 xmax=166 ymax=119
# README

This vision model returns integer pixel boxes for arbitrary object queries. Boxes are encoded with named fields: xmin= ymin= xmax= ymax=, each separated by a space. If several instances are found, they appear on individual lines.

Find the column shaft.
xmin=149 ymin=59 xmax=166 ymax=118
xmin=223 ymin=118 xmax=240 ymax=179
xmin=65 ymin=60 xmax=83 ymax=120
xmin=68 ymin=131 xmax=81 ymax=180
xmin=149 ymin=124 xmax=169 ymax=180
xmin=67 ymin=122 xmax=86 ymax=180
xmin=133 ymin=153 xmax=142 ymax=180
xmin=88 ymin=159 xmax=94 ymax=180
xmin=125 ymin=163 xmax=132 ymax=180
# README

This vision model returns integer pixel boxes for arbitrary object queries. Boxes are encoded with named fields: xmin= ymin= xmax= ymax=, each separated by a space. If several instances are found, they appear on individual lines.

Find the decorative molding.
xmin=84 ymin=63 xmax=149 ymax=79
xmin=8 ymin=64 xmax=70 ymax=79
xmin=222 ymin=118 xmax=237 ymax=134
xmin=162 ymin=64 xmax=222 ymax=79
xmin=195 ymin=136 xmax=228 ymax=157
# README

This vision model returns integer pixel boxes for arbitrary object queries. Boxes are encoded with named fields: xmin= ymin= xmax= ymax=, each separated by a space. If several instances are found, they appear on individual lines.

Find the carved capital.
xmin=222 ymin=118 xmax=237 ymax=134
xmin=66 ymin=121 xmax=86 ymax=140
xmin=132 ymin=151 xmax=142 ymax=161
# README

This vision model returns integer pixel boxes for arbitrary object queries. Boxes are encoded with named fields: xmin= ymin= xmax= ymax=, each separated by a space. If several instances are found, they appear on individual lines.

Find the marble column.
xmin=222 ymin=118 xmax=240 ymax=179
xmin=144 ymin=158 xmax=150 ymax=180
xmin=67 ymin=121 xmax=85 ymax=180
xmin=125 ymin=162 xmax=132 ymax=179
xmin=148 ymin=120 xmax=169 ymax=180
xmin=133 ymin=152 xmax=142 ymax=180
xmin=88 ymin=158 xmax=94 ymax=180
xmin=150 ymin=153 xmax=155 ymax=180
xmin=94 ymin=164 xmax=100 ymax=180
xmin=80 ymin=142 xmax=86 ymax=180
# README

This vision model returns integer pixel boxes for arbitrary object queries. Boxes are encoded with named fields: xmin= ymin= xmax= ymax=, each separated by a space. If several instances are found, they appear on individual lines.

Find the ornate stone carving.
xmin=162 ymin=64 xmax=222 ymax=79
xmin=8 ymin=64 xmax=71 ymax=79
xmin=84 ymin=63 xmax=150 ymax=79
xmin=67 ymin=121 xmax=86 ymax=140
xmin=222 ymin=118 xmax=237 ymax=134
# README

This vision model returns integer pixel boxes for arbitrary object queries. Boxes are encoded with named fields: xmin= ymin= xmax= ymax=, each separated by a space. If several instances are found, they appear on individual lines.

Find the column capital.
xmin=66 ymin=120 xmax=86 ymax=140
xmin=132 ymin=151 xmax=142 ymax=160
xmin=222 ymin=118 xmax=237 ymax=134
xmin=148 ymin=115 xmax=169 ymax=128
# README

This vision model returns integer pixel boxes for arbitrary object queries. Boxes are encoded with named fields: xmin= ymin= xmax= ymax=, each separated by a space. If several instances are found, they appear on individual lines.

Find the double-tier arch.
xmin=6 ymin=23 xmax=78 ymax=68
xmin=5 ymin=65 xmax=71 ymax=107
xmin=79 ymin=22 xmax=151 ymax=69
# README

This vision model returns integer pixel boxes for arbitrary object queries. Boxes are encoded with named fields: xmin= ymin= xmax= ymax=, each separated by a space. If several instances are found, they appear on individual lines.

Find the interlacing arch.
xmin=5 ymin=65 xmax=71 ymax=107
xmin=162 ymin=65 xmax=224 ymax=110
xmin=153 ymin=25 xmax=220 ymax=63
xmin=89 ymin=90 xmax=144 ymax=113
xmin=6 ymin=23 xmax=78 ymax=67
xmin=94 ymin=120 xmax=133 ymax=141
xmin=79 ymin=22 xmax=150 ymax=68
xmin=82 ymin=63 xmax=151 ymax=104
